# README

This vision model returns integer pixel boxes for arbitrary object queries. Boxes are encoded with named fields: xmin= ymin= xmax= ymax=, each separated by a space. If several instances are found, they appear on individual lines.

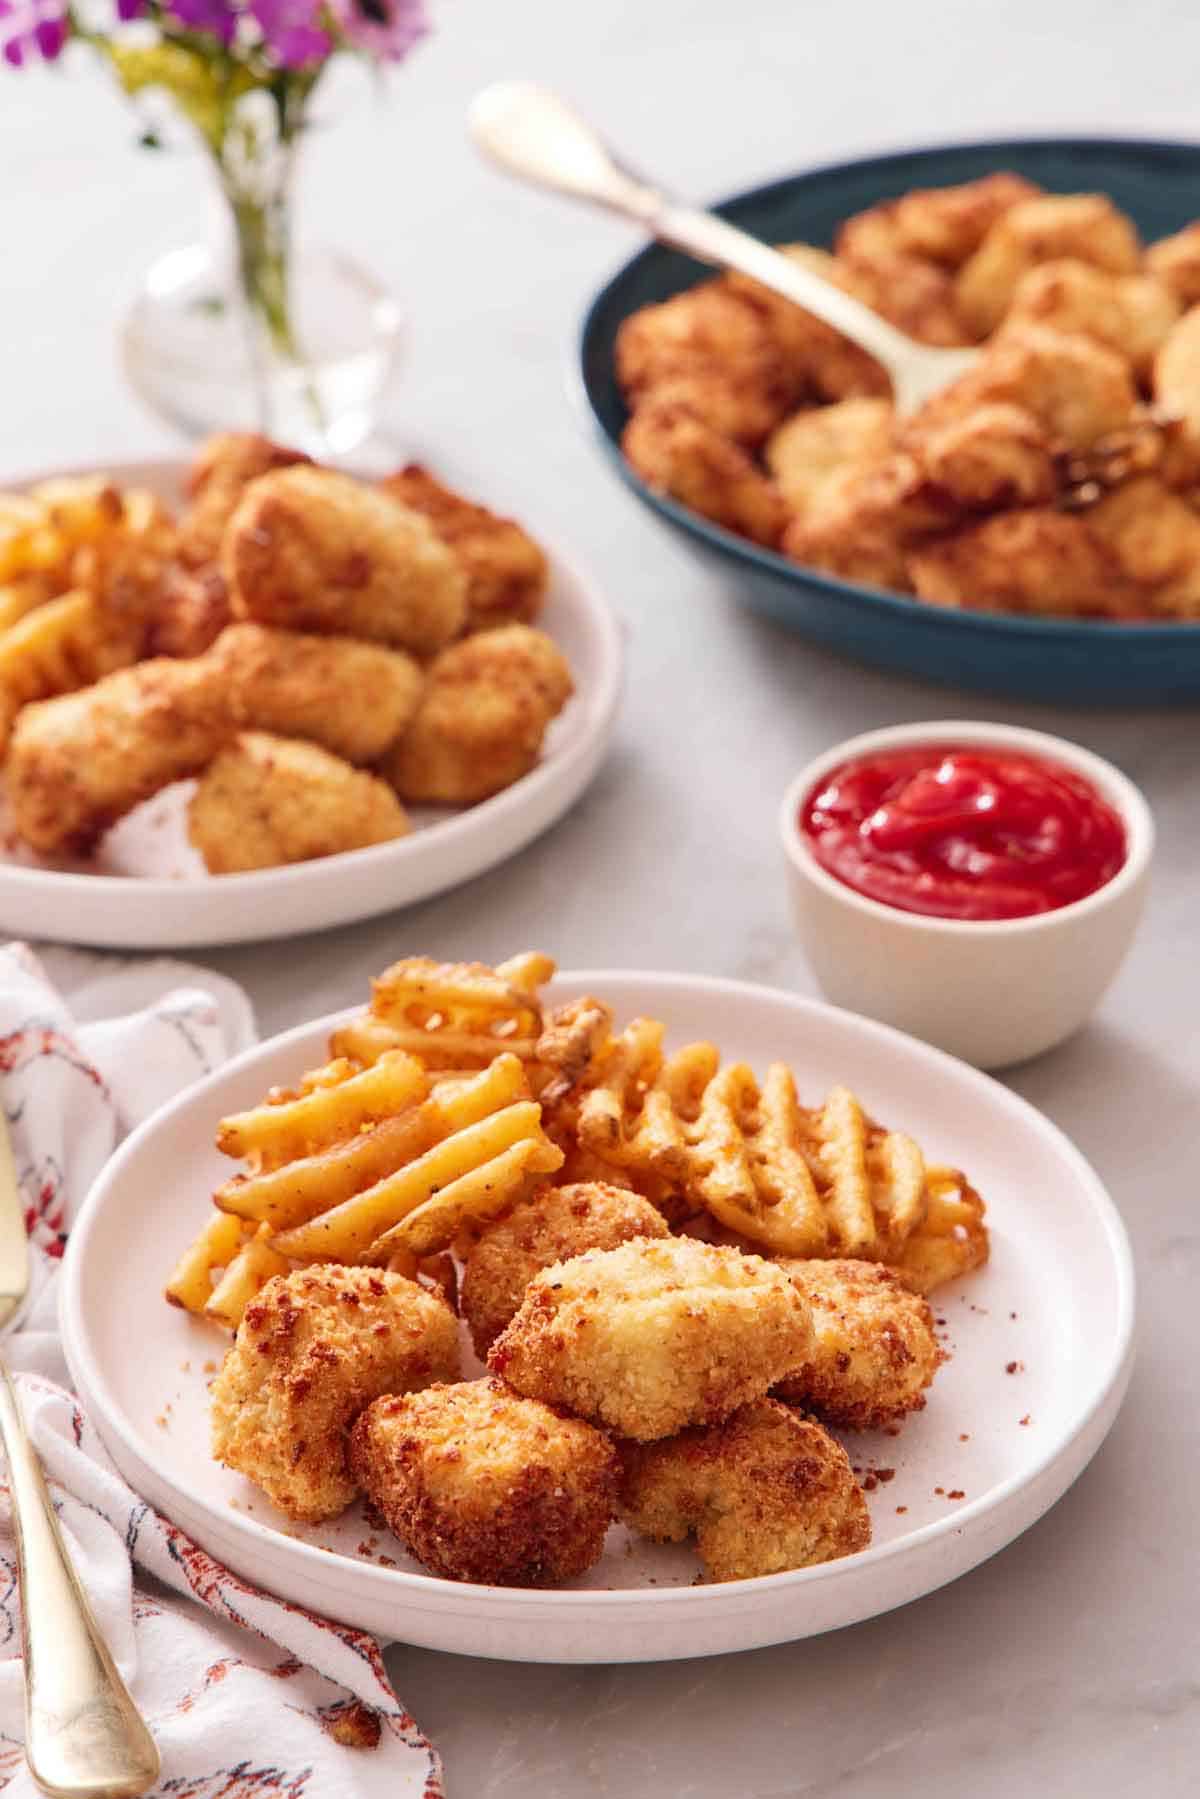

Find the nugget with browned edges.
xmin=177 ymin=431 xmax=310 ymax=570
xmin=379 ymin=465 xmax=549 ymax=635
xmin=772 ymin=1259 xmax=942 ymax=1429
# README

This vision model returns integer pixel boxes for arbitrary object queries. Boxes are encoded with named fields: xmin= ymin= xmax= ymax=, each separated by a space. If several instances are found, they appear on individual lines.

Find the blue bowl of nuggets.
xmin=579 ymin=137 xmax=1200 ymax=703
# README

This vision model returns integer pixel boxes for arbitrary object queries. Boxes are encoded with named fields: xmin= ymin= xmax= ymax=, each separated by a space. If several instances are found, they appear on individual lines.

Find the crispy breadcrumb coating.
xmin=378 ymin=465 xmax=549 ymax=635
xmin=955 ymin=194 xmax=1141 ymax=336
xmin=1002 ymin=260 xmax=1179 ymax=378
xmin=349 ymin=1377 xmax=618 ymax=1585
xmin=177 ymin=431 xmax=310 ymax=570
xmin=461 ymin=1182 xmax=669 ymax=1358
xmin=911 ymin=402 xmax=1057 ymax=510
xmin=623 ymin=399 xmax=788 ymax=546
xmin=149 ymin=563 xmax=232 ymax=658
xmin=224 ymin=466 xmax=466 ymax=653
xmin=188 ymin=731 xmax=410 ymax=873
xmin=8 ymin=656 xmax=231 ymax=853
xmin=1147 ymin=223 xmax=1200 ymax=307
xmin=210 ymin=1265 xmax=459 ymax=1523
xmin=207 ymin=622 xmax=424 ymax=764
xmin=615 ymin=282 xmax=801 ymax=441
xmin=772 ymin=1259 xmax=942 ymax=1428
xmin=488 ymin=1237 xmax=814 ymax=1442
xmin=907 ymin=508 xmax=1132 ymax=616
xmin=619 ymin=1398 xmax=870 ymax=1582
xmin=765 ymin=398 xmax=894 ymax=520
xmin=380 ymin=623 xmax=573 ymax=806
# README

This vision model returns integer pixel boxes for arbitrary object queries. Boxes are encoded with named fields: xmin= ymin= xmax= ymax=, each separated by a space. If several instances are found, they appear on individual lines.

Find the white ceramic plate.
xmin=0 ymin=461 xmax=623 ymax=949
xmin=60 ymin=973 xmax=1134 ymax=1664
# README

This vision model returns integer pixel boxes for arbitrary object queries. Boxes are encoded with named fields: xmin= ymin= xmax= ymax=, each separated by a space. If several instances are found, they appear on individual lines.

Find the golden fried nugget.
xmin=460 ymin=1181 xmax=669 ymax=1357
xmin=911 ymin=402 xmax=1057 ymax=509
xmin=907 ymin=507 xmax=1132 ymax=616
xmin=833 ymin=239 xmax=971 ymax=347
xmin=1146 ymin=222 xmax=1200 ymax=306
xmin=886 ymin=1168 xmax=989 ymax=1293
xmin=210 ymin=1264 xmax=460 ymax=1523
xmin=772 ymin=1259 xmax=942 ymax=1428
xmin=618 ymin=1398 xmax=870 ymax=1582
xmin=489 ymin=1237 xmax=814 ymax=1442
xmin=1085 ymin=476 xmax=1200 ymax=617
xmin=623 ymin=399 xmax=789 ymax=547
xmin=781 ymin=453 xmax=951 ymax=592
xmin=764 ymin=398 xmax=895 ymax=519
xmin=206 ymin=622 xmax=423 ymax=763
xmin=378 ymin=465 xmax=549 ymax=634
xmin=1154 ymin=303 xmax=1200 ymax=444
xmin=224 ymin=466 xmax=467 ymax=654
xmin=349 ymin=1377 xmax=619 ymax=1586
xmin=381 ymin=623 xmax=573 ymax=806
xmin=955 ymin=194 xmax=1142 ymax=336
xmin=0 ymin=588 xmax=145 ymax=751
xmin=615 ymin=281 xmax=801 ymax=438
xmin=177 ymin=431 xmax=311 ymax=569
xmin=8 ymin=656 xmax=231 ymax=853
xmin=1002 ymin=259 xmax=1179 ymax=377
xmin=148 ymin=562 xmax=232 ymax=658
xmin=886 ymin=173 xmax=1043 ymax=267
xmin=189 ymin=732 xmax=410 ymax=873
xmin=723 ymin=249 xmax=890 ymax=403
xmin=945 ymin=326 xmax=1139 ymax=451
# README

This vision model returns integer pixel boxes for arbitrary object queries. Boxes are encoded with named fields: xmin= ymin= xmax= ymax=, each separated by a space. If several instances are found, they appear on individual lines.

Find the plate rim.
xmin=577 ymin=130 xmax=1200 ymax=647
xmin=0 ymin=456 xmax=625 ymax=901
xmin=59 ymin=968 xmax=1136 ymax=1617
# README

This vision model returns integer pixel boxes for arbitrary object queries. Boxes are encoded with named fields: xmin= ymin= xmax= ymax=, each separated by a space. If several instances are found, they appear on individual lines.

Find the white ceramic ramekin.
xmin=779 ymin=721 xmax=1154 ymax=1070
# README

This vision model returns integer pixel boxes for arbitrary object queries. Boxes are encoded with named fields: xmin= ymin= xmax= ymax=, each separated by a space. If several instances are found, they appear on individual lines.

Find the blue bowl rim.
xmin=577 ymin=131 xmax=1200 ymax=647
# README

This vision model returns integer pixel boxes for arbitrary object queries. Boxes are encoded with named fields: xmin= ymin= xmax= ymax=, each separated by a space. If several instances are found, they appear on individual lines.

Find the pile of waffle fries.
xmin=166 ymin=951 xmax=988 ymax=1330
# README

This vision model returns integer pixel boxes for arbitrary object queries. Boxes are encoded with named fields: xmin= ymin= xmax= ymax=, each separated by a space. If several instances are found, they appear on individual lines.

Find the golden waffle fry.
xmin=0 ymin=573 xmax=60 ymax=633
xmin=215 ymin=1049 xmax=428 ymax=1169
xmin=360 ymin=951 xmax=555 ymax=1070
xmin=203 ymin=1226 xmax=291 ymax=1330
xmin=268 ymin=1054 xmax=541 ymax=1262
xmin=365 ymin=1129 xmax=564 ymax=1259
xmin=886 ymin=1168 xmax=990 ymax=1292
xmin=165 ymin=1211 xmax=247 ymax=1314
xmin=214 ymin=1111 xmax=433 ymax=1230
xmin=0 ymin=588 xmax=144 ymax=749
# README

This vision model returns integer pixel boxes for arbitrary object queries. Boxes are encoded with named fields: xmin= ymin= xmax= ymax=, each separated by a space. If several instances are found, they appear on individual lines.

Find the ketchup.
xmin=801 ymin=744 xmax=1126 ymax=921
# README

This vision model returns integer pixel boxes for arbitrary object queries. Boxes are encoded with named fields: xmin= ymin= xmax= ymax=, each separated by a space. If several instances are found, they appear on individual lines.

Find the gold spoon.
xmin=0 ymin=1114 xmax=160 ymax=1798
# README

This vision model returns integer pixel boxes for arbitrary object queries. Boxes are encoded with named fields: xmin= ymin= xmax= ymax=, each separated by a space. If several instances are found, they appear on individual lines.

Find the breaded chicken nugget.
xmin=772 ymin=1259 xmax=941 ymax=1429
xmin=1146 ymin=222 xmax=1200 ymax=307
xmin=207 ymin=622 xmax=424 ymax=764
xmin=782 ymin=452 xmax=954 ymax=593
xmin=8 ymin=656 xmax=231 ymax=853
xmin=907 ymin=508 xmax=1132 ymax=616
xmin=461 ymin=1182 xmax=669 ymax=1358
xmin=149 ymin=562 xmax=232 ymax=659
xmin=378 ymin=466 xmax=549 ymax=634
xmin=1087 ymin=475 xmax=1200 ymax=616
xmin=1002 ymin=260 xmax=1179 ymax=377
xmin=380 ymin=623 xmax=573 ymax=807
xmin=489 ymin=1238 xmax=814 ymax=1442
xmin=622 ymin=400 xmax=788 ymax=547
xmin=210 ymin=1264 xmax=460 ymax=1524
xmin=946 ymin=326 xmax=1138 ymax=451
xmin=764 ymin=398 xmax=894 ymax=519
xmin=911 ymin=402 xmax=1057 ymax=510
xmin=177 ymin=431 xmax=311 ymax=570
xmin=189 ymin=731 xmax=410 ymax=873
xmin=349 ymin=1377 xmax=618 ymax=1585
xmin=619 ymin=1398 xmax=870 ymax=1582
xmin=615 ymin=281 xmax=801 ymax=439
xmin=224 ymin=466 xmax=466 ymax=654
xmin=886 ymin=173 xmax=1042 ymax=268
xmin=1154 ymin=304 xmax=1200 ymax=444
xmin=955 ymin=194 xmax=1141 ymax=337
xmin=723 ymin=249 xmax=890 ymax=403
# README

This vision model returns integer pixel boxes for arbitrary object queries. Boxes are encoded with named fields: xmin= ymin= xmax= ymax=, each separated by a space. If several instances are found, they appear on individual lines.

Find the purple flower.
xmin=330 ymin=0 xmax=426 ymax=61
xmin=115 ymin=0 xmax=144 ymax=18
xmin=0 ymin=0 xmax=68 ymax=64
xmin=250 ymin=0 xmax=329 ymax=66
xmin=164 ymin=0 xmax=237 ymax=43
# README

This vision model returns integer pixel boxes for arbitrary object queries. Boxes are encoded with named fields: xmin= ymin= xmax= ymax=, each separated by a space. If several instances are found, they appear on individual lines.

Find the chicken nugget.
xmin=910 ymin=402 xmax=1057 ymax=510
xmin=772 ymin=1259 xmax=941 ymax=1429
xmin=207 ymin=622 xmax=423 ymax=763
xmin=380 ymin=623 xmax=573 ymax=807
xmin=930 ymin=325 xmax=1138 ymax=452
xmin=1002 ymin=259 xmax=1179 ymax=377
xmin=1087 ymin=475 xmax=1200 ymax=616
xmin=782 ymin=452 xmax=953 ymax=592
xmin=224 ymin=466 xmax=466 ymax=654
xmin=1154 ymin=303 xmax=1200 ymax=444
xmin=887 ymin=173 xmax=1042 ymax=267
xmin=178 ymin=431 xmax=311 ymax=570
xmin=189 ymin=731 xmax=410 ymax=873
xmin=765 ymin=397 xmax=895 ymax=520
xmin=907 ymin=508 xmax=1132 ymax=616
xmin=615 ymin=281 xmax=801 ymax=437
xmin=378 ymin=465 xmax=549 ymax=634
xmin=149 ymin=562 xmax=232 ymax=658
xmin=211 ymin=1264 xmax=460 ymax=1523
xmin=622 ymin=399 xmax=788 ymax=546
xmin=956 ymin=194 xmax=1141 ymax=337
xmin=461 ymin=1182 xmax=669 ymax=1358
xmin=489 ymin=1237 xmax=814 ymax=1442
xmin=349 ymin=1377 xmax=618 ymax=1585
xmin=618 ymin=1398 xmax=870 ymax=1582
xmin=723 ymin=248 xmax=890 ymax=402
xmin=8 ymin=656 xmax=231 ymax=853
xmin=1146 ymin=222 xmax=1200 ymax=306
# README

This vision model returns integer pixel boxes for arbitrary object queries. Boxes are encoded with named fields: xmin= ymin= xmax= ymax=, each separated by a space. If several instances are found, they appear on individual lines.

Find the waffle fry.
xmin=886 ymin=1167 xmax=989 ymax=1293
xmin=203 ymin=1225 xmax=291 ymax=1330
xmin=345 ymin=952 xmax=556 ymax=1072
xmin=0 ymin=589 xmax=144 ymax=749
xmin=165 ymin=1210 xmax=247 ymax=1313
xmin=214 ymin=1049 xmax=428 ymax=1169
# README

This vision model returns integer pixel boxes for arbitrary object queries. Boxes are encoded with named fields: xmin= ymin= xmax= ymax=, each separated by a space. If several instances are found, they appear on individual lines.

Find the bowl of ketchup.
xmin=780 ymin=723 xmax=1153 ymax=1069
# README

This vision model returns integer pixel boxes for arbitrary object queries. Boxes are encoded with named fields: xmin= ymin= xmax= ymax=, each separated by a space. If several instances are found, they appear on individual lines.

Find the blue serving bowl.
xmin=578 ymin=137 xmax=1200 ymax=704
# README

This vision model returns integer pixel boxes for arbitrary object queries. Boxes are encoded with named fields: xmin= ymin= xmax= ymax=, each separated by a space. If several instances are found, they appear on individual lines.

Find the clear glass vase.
xmin=120 ymin=103 xmax=401 ymax=457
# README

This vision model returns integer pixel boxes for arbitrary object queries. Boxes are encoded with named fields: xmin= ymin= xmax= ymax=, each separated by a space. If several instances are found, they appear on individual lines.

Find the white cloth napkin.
xmin=0 ymin=943 xmax=441 ymax=1797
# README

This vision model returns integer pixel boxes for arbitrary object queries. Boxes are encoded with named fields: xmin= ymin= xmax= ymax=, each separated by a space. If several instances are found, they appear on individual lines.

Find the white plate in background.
xmin=60 ymin=972 xmax=1135 ymax=1663
xmin=0 ymin=460 xmax=623 ymax=948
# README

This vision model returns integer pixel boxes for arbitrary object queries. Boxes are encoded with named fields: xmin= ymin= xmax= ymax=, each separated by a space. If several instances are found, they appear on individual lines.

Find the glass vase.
xmin=120 ymin=104 xmax=401 ymax=457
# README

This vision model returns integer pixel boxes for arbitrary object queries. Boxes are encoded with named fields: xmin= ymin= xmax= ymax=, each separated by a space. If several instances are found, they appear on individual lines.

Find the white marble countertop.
xmin=6 ymin=1 xmax=1200 ymax=1790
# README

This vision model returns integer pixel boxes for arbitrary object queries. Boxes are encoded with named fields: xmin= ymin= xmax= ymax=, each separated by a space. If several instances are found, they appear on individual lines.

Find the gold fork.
xmin=0 ymin=1113 xmax=159 ymax=1798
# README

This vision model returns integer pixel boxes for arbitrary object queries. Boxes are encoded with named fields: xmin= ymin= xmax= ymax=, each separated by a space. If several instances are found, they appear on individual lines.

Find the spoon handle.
xmin=468 ymin=80 xmax=912 ymax=372
xmin=0 ymin=1361 xmax=160 ymax=1798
